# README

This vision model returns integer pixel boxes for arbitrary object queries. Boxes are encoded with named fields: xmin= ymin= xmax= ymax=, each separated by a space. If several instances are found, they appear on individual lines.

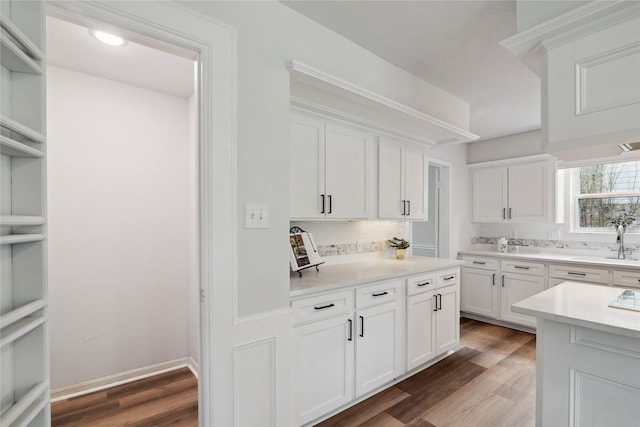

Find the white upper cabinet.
xmin=502 ymin=2 xmax=640 ymax=160
xmin=471 ymin=158 xmax=554 ymax=223
xmin=290 ymin=111 xmax=374 ymax=220
xmin=378 ymin=138 xmax=427 ymax=220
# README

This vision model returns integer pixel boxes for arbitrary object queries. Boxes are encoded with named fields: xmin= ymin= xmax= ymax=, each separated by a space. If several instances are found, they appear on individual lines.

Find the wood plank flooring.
xmin=318 ymin=318 xmax=536 ymax=427
xmin=51 ymin=368 xmax=198 ymax=427
xmin=51 ymin=319 xmax=535 ymax=427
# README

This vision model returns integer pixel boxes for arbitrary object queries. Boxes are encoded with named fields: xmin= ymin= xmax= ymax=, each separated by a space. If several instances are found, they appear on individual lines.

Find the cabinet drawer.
xmin=461 ymin=256 xmax=498 ymax=271
xmin=501 ymin=260 xmax=545 ymax=276
xmin=406 ymin=273 xmax=436 ymax=296
xmin=549 ymin=264 xmax=609 ymax=285
xmin=292 ymin=290 xmax=354 ymax=325
xmin=613 ymin=270 xmax=640 ymax=289
xmin=436 ymin=268 xmax=459 ymax=287
xmin=356 ymin=279 xmax=401 ymax=309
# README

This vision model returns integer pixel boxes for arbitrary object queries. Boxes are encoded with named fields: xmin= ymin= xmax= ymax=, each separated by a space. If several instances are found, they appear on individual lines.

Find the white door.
xmin=471 ymin=166 xmax=508 ymax=222
xmin=289 ymin=113 xmax=325 ymax=219
xmin=378 ymin=139 xmax=404 ymax=219
xmin=355 ymin=302 xmax=401 ymax=397
xmin=500 ymin=273 xmax=544 ymax=328
xmin=435 ymin=285 xmax=460 ymax=355
xmin=508 ymin=161 xmax=550 ymax=222
xmin=294 ymin=314 xmax=354 ymax=426
xmin=406 ymin=291 xmax=436 ymax=371
xmin=404 ymin=146 xmax=427 ymax=220
xmin=325 ymin=124 xmax=372 ymax=219
xmin=461 ymin=267 xmax=499 ymax=318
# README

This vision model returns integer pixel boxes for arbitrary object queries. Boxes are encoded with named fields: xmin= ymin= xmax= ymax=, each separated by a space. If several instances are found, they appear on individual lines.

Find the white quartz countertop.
xmin=459 ymin=249 xmax=640 ymax=269
xmin=512 ymin=282 xmax=640 ymax=339
xmin=290 ymin=257 xmax=464 ymax=298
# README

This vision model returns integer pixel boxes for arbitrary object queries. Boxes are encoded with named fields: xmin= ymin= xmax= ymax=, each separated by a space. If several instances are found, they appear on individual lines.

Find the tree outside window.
xmin=573 ymin=161 xmax=640 ymax=230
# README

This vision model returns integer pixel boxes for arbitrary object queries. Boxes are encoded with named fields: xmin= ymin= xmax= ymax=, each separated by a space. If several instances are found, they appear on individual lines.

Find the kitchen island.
xmin=512 ymin=282 xmax=640 ymax=427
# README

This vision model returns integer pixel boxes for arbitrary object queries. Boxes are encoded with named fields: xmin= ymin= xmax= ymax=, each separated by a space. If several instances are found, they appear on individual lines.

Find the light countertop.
xmin=290 ymin=257 xmax=463 ymax=299
xmin=459 ymin=249 xmax=640 ymax=269
xmin=512 ymin=281 xmax=640 ymax=339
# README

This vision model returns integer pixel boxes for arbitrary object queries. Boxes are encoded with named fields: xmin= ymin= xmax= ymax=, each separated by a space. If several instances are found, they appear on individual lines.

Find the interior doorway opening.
xmin=412 ymin=161 xmax=450 ymax=259
xmin=45 ymin=11 xmax=201 ymax=425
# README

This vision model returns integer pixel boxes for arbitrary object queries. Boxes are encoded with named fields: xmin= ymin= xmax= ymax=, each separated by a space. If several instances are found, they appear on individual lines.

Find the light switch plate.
xmin=245 ymin=203 xmax=269 ymax=229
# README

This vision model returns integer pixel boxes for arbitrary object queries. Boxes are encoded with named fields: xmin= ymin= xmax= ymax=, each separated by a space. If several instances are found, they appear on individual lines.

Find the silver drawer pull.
xmin=473 ymin=261 xmax=486 ymax=265
xmin=417 ymin=281 xmax=431 ymax=287
xmin=372 ymin=291 xmax=389 ymax=297
xmin=314 ymin=303 xmax=335 ymax=310
xmin=568 ymin=272 xmax=586 ymax=277
xmin=514 ymin=266 xmax=530 ymax=270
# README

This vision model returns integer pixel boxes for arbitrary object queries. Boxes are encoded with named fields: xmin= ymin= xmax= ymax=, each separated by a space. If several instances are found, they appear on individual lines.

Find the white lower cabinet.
xmin=294 ymin=314 xmax=354 ymax=426
xmin=461 ymin=262 xmax=499 ymax=318
xmin=500 ymin=272 xmax=544 ymax=328
xmin=293 ymin=267 xmax=461 ymax=425
xmin=355 ymin=301 xmax=402 ymax=397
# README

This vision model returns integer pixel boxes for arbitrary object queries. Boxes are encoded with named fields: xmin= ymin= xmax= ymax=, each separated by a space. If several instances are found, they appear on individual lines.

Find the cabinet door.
xmin=461 ymin=267 xmax=499 ymax=318
xmin=289 ymin=114 xmax=325 ymax=219
xmin=435 ymin=284 xmax=460 ymax=355
xmin=355 ymin=302 xmax=402 ymax=397
xmin=294 ymin=314 xmax=354 ymax=425
xmin=406 ymin=291 xmax=436 ymax=371
xmin=404 ymin=146 xmax=427 ymax=220
xmin=500 ymin=273 xmax=544 ymax=328
xmin=471 ymin=166 xmax=508 ymax=222
xmin=325 ymin=124 xmax=372 ymax=219
xmin=378 ymin=140 xmax=404 ymax=219
xmin=508 ymin=161 xmax=550 ymax=222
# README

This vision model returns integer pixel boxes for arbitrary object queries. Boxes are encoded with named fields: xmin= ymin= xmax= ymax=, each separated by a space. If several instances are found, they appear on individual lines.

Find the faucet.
xmin=616 ymin=224 xmax=627 ymax=259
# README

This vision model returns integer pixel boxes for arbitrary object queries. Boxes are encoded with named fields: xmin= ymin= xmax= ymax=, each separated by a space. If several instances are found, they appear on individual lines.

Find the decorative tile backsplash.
xmin=317 ymin=241 xmax=384 ymax=257
xmin=471 ymin=236 xmax=635 ymax=252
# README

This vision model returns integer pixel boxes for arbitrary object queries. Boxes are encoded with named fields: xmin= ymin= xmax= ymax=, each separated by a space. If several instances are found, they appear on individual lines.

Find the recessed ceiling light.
xmin=90 ymin=29 xmax=126 ymax=46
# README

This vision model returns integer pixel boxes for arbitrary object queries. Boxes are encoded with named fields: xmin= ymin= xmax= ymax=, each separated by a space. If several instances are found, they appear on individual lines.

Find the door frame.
xmin=46 ymin=2 xmax=236 ymax=425
xmin=428 ymin=158 xmax=451 ymax=259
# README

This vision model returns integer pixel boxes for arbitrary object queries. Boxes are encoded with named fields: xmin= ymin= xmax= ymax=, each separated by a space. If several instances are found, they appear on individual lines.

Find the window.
xmin=568 ymin=160 xmax=640 ymax=232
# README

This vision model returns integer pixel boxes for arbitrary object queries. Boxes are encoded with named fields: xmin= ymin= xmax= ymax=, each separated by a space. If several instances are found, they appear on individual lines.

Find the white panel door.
xmin=461 ymin=267 xmax=499 ymax=318
xmin=406 ymin=291 xmax=436 ymax=371
xmin=325 ymin=124 xmax=372 ymax=219
xmin=355 ymin=302 xmax=401 ymax=397
xmin=404 ymin=146 xmax=427 ymax=220
xmin=508 ymin=161 xmax=550 ymax=222
xmin=471 ymin=166 xmax=508 ymax=222
xmin=378 ymin=139 xmax=404 ymax=219
xmin=289 ymin=113 xmax=325 ymax=219
xmin=294 ymin=314 xmax=354 ymax=426
xmin=435 ymin=284 xmax=459 ymax=355
xmin=500 ymin=273 xmax=544 ymax=328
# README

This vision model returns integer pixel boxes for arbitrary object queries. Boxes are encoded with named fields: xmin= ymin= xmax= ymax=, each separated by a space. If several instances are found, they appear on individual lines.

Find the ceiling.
xmin=282 ymin=0 xmax=542 ymax=141
xmin=47 ymin=16 xmax=195 ymax=98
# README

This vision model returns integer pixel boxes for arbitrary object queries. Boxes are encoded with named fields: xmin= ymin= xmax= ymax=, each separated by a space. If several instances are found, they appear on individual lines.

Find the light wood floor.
xmin=51 ymin=319 xmax=535 ymax=427
xmin=318 ymin=318 xmax=536 ymax=427
xmin=51 ymin=368 xmax=198 ymax=427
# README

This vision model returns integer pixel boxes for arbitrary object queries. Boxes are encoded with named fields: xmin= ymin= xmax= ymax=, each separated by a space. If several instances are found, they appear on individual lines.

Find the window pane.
xmin=578 ymin=196 xmax=640 ymax=227
xmin=579 ymin=161 xmax=640 ymax=194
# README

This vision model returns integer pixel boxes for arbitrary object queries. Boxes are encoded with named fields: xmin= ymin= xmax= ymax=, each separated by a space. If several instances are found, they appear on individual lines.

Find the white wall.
xmin=180 ymin=1 xmax=473 ymax=317
xmin=47 ymin=66 xmax=194 ymax=388
xmin=467 ymin=129 xmax=543 ymax=164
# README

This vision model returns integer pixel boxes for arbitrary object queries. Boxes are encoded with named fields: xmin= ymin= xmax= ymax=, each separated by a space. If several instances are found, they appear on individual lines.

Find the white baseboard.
xmin=188 ymin=355 xmax=199 ymax=379
xmin=51 ymin=357 xmax=193 ymax=402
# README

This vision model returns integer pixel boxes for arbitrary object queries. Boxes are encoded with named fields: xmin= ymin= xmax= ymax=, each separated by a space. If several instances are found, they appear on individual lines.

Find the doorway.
xmin=45 ymin=13 xmax=200 ymax=424
xmin=412 ymin=161 xmax=450 ymax=258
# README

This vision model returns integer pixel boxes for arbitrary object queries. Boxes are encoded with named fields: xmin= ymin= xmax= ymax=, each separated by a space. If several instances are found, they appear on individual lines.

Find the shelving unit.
xmin=1 ymin=0 xmax=49 ymax=425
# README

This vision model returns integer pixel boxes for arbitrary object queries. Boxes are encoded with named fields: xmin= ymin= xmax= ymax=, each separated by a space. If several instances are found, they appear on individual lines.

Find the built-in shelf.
xmin=0 ymin=382 xmax=48 ymax=427
xmin=0 ymin=315 xmax=45 ymax=348
xmin=0 ymin=33 xmax=42 ymax=74
xmin=1 ymin=299 xmax=46 ymax=330
xmin=288 ymin=60 xmax=479 ymax=146
xmin=0 ymin=135 xmax=43 ymax=157
xmin=1 ymin=215 xmax=46 ymax=226
xmin=0 ymin=14 xmax=44 ymax=61
xmin=0 ymin=116 xmax=45 ymax=145
xmin=0 ymin=234 xmax=45 ymax=245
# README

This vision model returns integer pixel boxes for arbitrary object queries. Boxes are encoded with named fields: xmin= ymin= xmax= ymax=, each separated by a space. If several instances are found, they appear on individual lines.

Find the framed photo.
xmin=289 ymin=232 xmax=322 ymax=272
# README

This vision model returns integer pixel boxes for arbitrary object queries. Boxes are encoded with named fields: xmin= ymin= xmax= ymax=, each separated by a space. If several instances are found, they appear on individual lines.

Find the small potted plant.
xmin=387 ymin=237 xmax=410 ymax=259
